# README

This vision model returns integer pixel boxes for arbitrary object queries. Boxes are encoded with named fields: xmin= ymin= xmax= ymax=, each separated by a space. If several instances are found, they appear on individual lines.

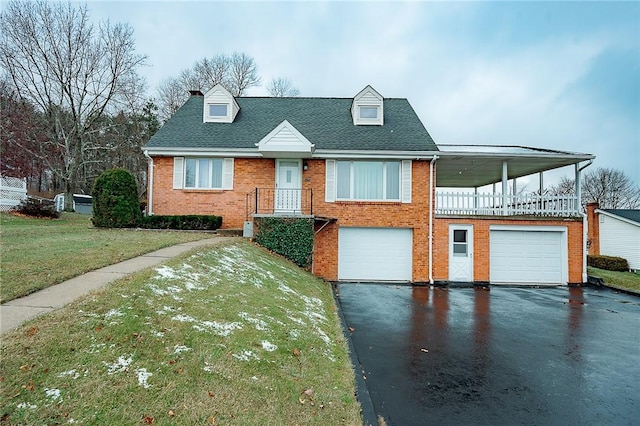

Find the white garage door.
xmin=490 ymin=228 xmax=566 ymax=284
xmin=338 ymin=227 xmax=413 ymax=281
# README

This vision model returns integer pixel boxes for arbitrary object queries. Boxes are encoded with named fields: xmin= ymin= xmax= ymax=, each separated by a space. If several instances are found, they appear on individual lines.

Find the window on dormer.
xmin=359 ymin=106 xmax=379 ymax=120
xmin=208 ymin=104 xmax=228 ymax=117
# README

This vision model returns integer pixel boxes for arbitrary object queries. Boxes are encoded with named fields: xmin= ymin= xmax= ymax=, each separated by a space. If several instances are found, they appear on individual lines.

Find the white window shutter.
xmin=401 ymin=160 xmax=412 ymax=203
xmin=173 ymin=157 xmax=184 ymax=189
xmin=325 ymin=159 xmax=336 ymax=202
xmin=222 ymin=158 xmax=234 ymax=190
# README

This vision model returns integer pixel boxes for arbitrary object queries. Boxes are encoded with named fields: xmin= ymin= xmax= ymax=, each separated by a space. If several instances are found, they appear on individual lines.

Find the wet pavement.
xmin=336 ymin=284 xmax=640 ymax=425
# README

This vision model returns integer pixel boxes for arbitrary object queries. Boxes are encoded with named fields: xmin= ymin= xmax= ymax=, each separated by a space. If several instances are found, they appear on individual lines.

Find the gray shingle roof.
xmin=602 ymin=209 xmax=640 ymax=225
xmin=144 ymin=96 xmax=438 ymax=152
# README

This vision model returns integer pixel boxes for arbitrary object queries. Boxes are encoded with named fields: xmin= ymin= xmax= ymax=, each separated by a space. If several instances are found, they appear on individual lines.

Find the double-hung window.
xmin=336 ymin=160 xmax=400 ymax=201
xmin=184 ymin=158 xmax=223 ymax=189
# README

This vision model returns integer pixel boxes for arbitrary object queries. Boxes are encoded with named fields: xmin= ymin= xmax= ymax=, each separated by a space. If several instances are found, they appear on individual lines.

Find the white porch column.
xmin=502 ymin=161 xmax=508 ymax=215
xmin=575 ymin=163 xmax=581 ymax=213
xmin=512 ymin=178 xmax=517 ymax=196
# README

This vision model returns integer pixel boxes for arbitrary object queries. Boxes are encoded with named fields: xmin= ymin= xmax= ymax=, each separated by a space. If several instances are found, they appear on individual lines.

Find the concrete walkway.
xmin=1 ymin=237 xmax=232 ymax=335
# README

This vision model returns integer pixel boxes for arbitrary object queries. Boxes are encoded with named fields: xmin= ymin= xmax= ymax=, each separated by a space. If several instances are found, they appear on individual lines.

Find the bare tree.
xmin=548 ymin=167 xmax=640 ymax=209
xmin=0 ymin=0 xmax=147 ymax=210
xmin=228 ymin=52 xmax=261 ymax=96
xmin=267 ymin=77 xmax=301 ymax=97
xmin=156 ymin=52 xmax=261 ymax=122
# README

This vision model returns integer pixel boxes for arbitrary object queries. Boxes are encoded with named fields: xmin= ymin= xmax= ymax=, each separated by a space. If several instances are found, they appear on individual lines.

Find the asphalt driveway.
xmin=336 ymin=284 xmax=640 ymax=425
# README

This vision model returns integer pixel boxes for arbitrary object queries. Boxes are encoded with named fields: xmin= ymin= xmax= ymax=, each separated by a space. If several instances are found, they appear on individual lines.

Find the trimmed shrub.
xmin=253 ymin=217 xmax=314 ymax=268
xmin=14 ymin=197 xmax=59 ymax=219
xmin=588 ymin=255 xmax=629 ymax=272
xmin=92 ymin=168 xmax=141 ymax=228
xmin=138 ymin=215 xmax=222 ymax=231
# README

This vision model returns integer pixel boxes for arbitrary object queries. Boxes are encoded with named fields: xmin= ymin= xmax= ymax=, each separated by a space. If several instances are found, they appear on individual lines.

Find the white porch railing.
xmin=436 ymin=191 xmax=580 ymax=217
xmin=0 ymin=176 xmax=27 ymax=212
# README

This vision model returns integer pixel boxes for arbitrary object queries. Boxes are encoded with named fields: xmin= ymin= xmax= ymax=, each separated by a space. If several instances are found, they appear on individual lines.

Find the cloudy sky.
xmin=85 ymin=0 xmax=639 ymax=186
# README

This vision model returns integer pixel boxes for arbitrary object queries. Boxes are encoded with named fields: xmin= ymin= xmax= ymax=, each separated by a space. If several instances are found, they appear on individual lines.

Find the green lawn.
xmin=0 ymin=240 xmax=360 ymax=425
xmin=588 ymin=266 xmax=640 ymax=293
xmin=0 ymin=213 xmax=213 ymax=303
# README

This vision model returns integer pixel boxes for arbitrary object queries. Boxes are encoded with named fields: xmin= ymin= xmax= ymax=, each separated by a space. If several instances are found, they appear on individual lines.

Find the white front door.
xmin=275 ymin=159 xmax=302 ymax=212
xmin=449 ymin=224 xmax=474 ymax=282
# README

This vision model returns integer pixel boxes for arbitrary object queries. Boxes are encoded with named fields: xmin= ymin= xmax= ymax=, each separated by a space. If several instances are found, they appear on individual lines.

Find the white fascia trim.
xmin=595 ymin=210 xmax=640 ymax=227
xmin=313 ymin=149 xmax=438 ymax=159
xmin=489 ymin=225 xmax=568 ymax=232
xmin=437 ymin=150 xmax=595 ymax=161
xmin=143 ymin=148 xmax=262 ymax=157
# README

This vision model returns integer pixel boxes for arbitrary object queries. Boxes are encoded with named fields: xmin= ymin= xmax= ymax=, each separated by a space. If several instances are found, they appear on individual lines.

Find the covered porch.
xmin=435 ymin=145 xmax=595 ymax=217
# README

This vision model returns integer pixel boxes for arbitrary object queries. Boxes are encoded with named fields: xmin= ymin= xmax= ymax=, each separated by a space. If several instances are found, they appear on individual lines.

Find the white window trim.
xmin=359 ymin=105 xmax=379 ymax=120
xmin=334 ymin=160 xmax=402 ymax=202
xmin=173 ymin=157 xmax=233 ymax=190
xmin=206 ymin=103 xmax=231 ymax=122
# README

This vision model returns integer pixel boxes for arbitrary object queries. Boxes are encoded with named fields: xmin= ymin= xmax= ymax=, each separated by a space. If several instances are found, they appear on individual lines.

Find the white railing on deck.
xmin=0 ymin=176 xmax=27 ymax=212
xmin=436 ymin=191 xmax=580 ymax=217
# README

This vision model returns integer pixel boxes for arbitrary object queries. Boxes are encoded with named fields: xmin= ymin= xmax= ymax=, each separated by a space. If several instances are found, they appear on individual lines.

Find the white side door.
xmin=275 ymin=159 xmax=302 ymax=212
xmin=449 ymin=224 xmax=474 ymax=282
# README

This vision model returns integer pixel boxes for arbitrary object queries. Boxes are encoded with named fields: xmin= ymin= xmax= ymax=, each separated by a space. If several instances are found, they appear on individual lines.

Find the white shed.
xmin=595 ymin=209 xmax=640 ymax=271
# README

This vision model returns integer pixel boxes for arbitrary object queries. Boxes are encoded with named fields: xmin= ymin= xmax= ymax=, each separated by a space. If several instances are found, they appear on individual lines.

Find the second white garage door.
xmin=490 ymin=227 xmax=567 ymax=284
xmin=338 ymin=227 xmax=413 ymax=281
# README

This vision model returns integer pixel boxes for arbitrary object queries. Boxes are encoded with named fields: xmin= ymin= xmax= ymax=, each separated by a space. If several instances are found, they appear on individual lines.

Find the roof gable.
xmin=256 ymin=120 xmax=314 ymax=158
xmin=598 ymin=209 xmax=640 ymax=226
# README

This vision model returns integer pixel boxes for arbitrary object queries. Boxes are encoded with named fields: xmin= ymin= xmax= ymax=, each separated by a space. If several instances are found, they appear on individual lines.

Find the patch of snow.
xmin=287 ymin=315 xmax=306 ymax=326
xmin=147 ymin=284 xmax=170 ymax=296
xmin=251 ymin=376 xmax=259 ymax=381
xmin=104 ymin=355 xmax=132 ymax=374
xmin=314 ymin=327 xmax=331 ymax=345
xmin=232 ymin=350 xmax=259 ymax=361
xmin=135 ymin=368 xmax=152 ymax=389
xmin=57 ymin=369 xmax=80 ymax=379
xmin=193 ymin=321 xmax=242 ymax=336
xmin=171 ymin=314 xmax=196 ymax=323
xmin=278 ymin=283 xmax=298 ymax=295
xmin=238 ymin=312 xmax=269 ymax=331
xmin=261 ymin=340 xmax=277 ymax=352
xmin=44 ymin=388 xmax=61 ymax=401
xmin=173 ymin=345 xmax=191 ymax=354
xmin=104 ymin=309 xmax=124 ymax=319
xmin=155 ymin=265 xmax=178 ymax=280
xmin=151 ymin=330 xmax=165 ymax=337
xmin=17 ymin=402 xmax=37 ymax=409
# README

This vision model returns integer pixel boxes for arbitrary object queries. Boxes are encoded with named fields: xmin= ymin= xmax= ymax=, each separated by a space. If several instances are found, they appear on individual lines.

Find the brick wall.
xmin=433 ymin=216 xmax=585 ymax=284
xmin=150 ymin=156 xmax=275 ymax=228
xmin=306 ymin=159 xmax=433 ymax=282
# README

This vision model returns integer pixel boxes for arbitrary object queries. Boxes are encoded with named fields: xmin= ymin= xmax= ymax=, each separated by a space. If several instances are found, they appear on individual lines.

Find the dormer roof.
xmin=202 ymin=84 xmax=240 ymax=123
xmin=351 ymin=85 xmax=384 ymax=126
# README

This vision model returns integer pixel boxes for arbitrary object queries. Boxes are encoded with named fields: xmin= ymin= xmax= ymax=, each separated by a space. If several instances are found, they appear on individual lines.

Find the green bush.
xmin=14 ymin=197 xmax=60 ymax=219
xmin=138 ymin=215 xmax=222 ymax=230
xmin=588 ymin=255 xmax=629 ymax=272
xmin=92 ymin=168 xmax=141 ymax=228
xmin=254 ymin=217 xmax=314 ymax=268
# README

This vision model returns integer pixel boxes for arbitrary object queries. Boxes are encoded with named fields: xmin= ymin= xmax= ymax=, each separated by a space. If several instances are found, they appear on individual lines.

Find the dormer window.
xmin=208 ymin=104 xmax=228 ymax=118
xmin=352 ymin=85 xmax=383 ymax=126
xmin=202 ymin=84 xmax=239 ymax=123
xmin=359 ymin=106 xmax=379 ymax=120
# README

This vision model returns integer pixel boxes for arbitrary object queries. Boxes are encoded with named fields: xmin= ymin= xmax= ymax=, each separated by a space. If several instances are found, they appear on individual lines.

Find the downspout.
xmin=578 ymin=159 xmax=593 ymax=283
xmin=143 ymin=150 xmax=154 ymax=216
xmin=429 ymin=155 xmax=438 ymax=285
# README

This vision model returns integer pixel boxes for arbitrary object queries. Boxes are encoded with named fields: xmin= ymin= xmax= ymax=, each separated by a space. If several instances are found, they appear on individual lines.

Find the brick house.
xmin=143 ymin=84 xmax=594 ymax=285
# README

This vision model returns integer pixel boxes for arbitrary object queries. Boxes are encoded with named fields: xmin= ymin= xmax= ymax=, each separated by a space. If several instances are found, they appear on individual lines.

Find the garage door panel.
xmin=338 ymin=228 xmax=412 ymax=281
xmin=490 ymin=230 xmax=565 ymax=284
